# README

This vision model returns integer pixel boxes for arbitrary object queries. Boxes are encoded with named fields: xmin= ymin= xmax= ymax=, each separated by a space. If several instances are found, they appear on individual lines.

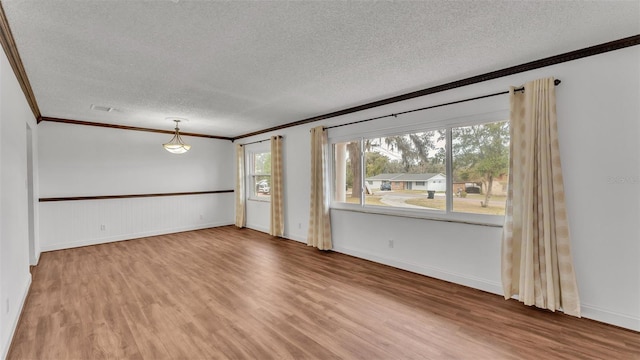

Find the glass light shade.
xmin=163 ymin=120 xmax=191 ymax=154
xmin=163 ymin=142 xmax=191 ymax=154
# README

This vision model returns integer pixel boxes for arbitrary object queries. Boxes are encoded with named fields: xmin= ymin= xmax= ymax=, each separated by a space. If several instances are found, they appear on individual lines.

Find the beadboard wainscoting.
xmin=39 ymin=193 xmax=234 ymax=251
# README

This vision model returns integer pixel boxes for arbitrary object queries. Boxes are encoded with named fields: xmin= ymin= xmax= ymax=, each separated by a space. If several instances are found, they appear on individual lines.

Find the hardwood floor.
xmin=9 ymin=226 xmax=640 ymax=359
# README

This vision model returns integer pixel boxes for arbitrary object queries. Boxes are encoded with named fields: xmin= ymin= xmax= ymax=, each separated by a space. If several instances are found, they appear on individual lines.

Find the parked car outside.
xmin=380 ymin=182 xmax=391 ymax=191
xmin=465 ymin=185 xmax=481 ymax=194
xmin=257 ymin=181 xmax=270 ymax=194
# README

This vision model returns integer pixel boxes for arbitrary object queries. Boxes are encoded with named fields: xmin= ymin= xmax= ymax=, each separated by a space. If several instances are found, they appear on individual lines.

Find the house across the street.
xmin=366 ymin=173 xmax=446 ymax=191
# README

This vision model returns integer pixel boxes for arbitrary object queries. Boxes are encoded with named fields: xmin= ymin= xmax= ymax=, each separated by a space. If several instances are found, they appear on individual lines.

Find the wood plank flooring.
xmin=8 ymin=226 xmax=640 ymax=359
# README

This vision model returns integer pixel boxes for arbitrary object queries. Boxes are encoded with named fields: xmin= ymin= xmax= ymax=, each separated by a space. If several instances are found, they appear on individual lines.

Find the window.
xmin=362 ymin=131 xmax=446 ymax=208
xmin=331 ymin=118 xmax=509 ymax=223
xmin=248 ymin=150 xmax=271 ymax=201
xmin=452 ymin=121 xmax=509 ymax=215
xmin=333 ymin=130 xmax=446 ymax=210
xmin=332 ymin=140 xmax=360 ymax=204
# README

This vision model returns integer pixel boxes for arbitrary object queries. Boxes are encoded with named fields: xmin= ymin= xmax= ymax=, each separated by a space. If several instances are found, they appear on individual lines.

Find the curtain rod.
xmin=238 ymin=135 xmax=282 ymax=146
xmin=324 ymin=79 xmax=561 ymax=131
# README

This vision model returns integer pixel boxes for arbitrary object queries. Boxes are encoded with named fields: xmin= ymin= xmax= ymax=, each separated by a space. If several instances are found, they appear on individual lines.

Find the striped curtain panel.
xmin=307 ymin=126 xmax=332 ymax=250
xmin=234 ymin=143 xmax=246 ymax=228
xmin=501 ymin=77 xmax=580 ymax=317
xmin=270 ymin=136 xmax=284 ymax=237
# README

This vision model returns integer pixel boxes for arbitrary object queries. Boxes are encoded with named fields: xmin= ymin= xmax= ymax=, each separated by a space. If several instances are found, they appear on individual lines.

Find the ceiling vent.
xmin=90 ymin=104 xmax=114 ymax=112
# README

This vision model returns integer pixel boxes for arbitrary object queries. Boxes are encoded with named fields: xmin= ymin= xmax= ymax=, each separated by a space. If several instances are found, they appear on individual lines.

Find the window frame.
xmin=246 ymin=144 xmax=272 ymax=202
xmin=329 ymin=110 xmax=509 ymax=227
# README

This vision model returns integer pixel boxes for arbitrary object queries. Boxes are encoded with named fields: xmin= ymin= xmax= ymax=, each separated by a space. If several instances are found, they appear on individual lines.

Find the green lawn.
xmin=345 ymin=196 xmax=385 ymax=206
xmin=406 ymin=194 xmax=506 ymax=215
xmin=404 ymin=198 xmax=446 ymax=211
xmin=343 ymin=191 xmax=506 ymax=215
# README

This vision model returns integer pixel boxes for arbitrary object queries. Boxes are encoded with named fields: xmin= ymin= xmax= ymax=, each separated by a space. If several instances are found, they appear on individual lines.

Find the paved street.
xmin=372 ymin=190 xmax=441 ymax=210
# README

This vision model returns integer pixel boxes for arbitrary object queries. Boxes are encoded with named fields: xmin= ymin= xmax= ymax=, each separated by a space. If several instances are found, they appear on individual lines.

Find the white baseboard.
xmin=246 ymin=224 xmax=269 ymax=234
xmin=41 ymin=221 xmax=233 ymax=252
xmin=2 ymin=275 xmax=32 ymax=360
xmin=581 ymin=303 xmax=640 ymax=332
xmin=245 ymin=227 xmax=307 ymax=244
xmin=284 ymin=232 xmax=306 ymax=243
xmin=30 ymin=250 xmax=40 ymax=266
xmin=332 ymin=245 xmax=503 ymax=296
xmin=333 ymin=246 xmax=639 ymax=332
xmin=240 ymin=226 xmax=306 ymax=245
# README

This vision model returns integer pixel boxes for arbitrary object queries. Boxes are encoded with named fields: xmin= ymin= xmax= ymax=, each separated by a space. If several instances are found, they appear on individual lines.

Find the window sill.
xmin=248 ymin=198 xmax=271 ymax=203
xmin=330 ymin=203 xmax=504 ymax=228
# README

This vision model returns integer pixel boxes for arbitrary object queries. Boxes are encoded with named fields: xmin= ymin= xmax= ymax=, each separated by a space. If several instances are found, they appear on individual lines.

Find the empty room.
xmin=1 ymin=1 xmax=639 ymax=359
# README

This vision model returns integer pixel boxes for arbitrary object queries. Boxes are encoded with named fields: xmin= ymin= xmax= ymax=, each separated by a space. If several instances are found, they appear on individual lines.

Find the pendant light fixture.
xmin=163 ymin=119 xmax=191 ymax=154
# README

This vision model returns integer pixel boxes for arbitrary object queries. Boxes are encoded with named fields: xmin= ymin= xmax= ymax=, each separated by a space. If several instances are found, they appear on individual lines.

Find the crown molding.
xmin=2 ymin=1 xmax=638 ymax=141
xmin=0 ymin=2 xmax=41 ymax=120
xmin=234 ymin=34 xmax=640 ymax=140
xmin=40 ymin=117 xmax=233 ymax=140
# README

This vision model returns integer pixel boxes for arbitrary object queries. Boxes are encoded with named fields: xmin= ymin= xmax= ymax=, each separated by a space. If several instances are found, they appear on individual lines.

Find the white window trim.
xmin=246 ymin=143 xmax=271 ymax=202
xmin=328 ymin=110 xmax=509 ymax=227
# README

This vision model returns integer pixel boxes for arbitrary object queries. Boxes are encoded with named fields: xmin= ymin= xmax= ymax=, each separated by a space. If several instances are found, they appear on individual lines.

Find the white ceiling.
xmin=2 ymin=1 xmax=639 ymax=138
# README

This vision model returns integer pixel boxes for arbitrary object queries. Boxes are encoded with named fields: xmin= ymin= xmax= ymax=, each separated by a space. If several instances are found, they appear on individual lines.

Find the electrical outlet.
xmin=199 ymin=214 xmax=204 ymax=220
xmin=298 ymin=223 xmax=302 ymax=229
xmin=388 ymin=239 xmax=394 ymax=248
xmin=100 ymin=224 xmax=106 ymax=231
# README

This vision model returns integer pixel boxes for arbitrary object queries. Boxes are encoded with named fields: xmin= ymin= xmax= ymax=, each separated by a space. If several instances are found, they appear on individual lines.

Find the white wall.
xmin=38 ymin=122 xmax=233 ymax=196
xmin=237 ymin=46 xmax=640 ymax=331
xmin=38 ymin=122 xmax=235 ymax=250
xmin=246 ymin=199 xmax=270 ymax=233
xmin=0 ymin=49 xmax=38 ymax=358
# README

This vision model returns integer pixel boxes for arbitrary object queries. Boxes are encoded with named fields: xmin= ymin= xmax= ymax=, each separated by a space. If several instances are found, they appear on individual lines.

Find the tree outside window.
xmin=452 ymin=121 xmax=509 ymax=215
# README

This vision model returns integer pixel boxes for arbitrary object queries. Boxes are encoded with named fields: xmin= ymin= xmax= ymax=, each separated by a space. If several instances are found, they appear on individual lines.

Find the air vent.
xmin=90 ymin=104 xmax=114 ymax=112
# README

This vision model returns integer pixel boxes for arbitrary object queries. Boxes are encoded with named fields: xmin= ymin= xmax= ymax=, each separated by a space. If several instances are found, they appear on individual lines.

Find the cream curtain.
xmin=270 ymin=136 xmax=284 ymax=237
xmin=234 ymin=143 xmax=246 ymax=228
xmin=501 ymin=77 xmax=580 ymax=317
xmin=307 ymin=126 xmax=332 ymax=250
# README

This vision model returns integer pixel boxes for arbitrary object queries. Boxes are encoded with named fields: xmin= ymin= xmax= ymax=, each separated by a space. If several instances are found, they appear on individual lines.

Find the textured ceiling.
xmin=2 ymin=1 xmax=639 ymax=137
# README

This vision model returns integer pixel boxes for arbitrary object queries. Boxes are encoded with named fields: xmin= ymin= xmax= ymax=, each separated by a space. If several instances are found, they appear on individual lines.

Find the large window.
xmin=248 ymin=150 xmax=271 ymax=201
xmin=332 ymin=118 xmax=509 ymax=223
